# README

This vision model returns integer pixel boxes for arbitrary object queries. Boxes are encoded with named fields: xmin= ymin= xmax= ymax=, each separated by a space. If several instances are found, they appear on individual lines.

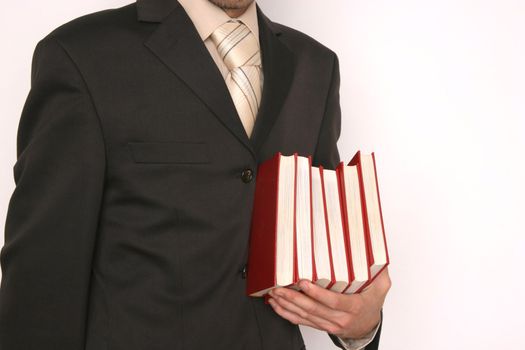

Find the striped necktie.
xmin=210 ymin=20 xmax=262 ymax=138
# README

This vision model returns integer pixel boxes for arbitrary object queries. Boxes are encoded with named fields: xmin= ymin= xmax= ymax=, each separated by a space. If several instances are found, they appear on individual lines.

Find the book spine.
xmin=319 ymin=166 xmax=336 ymax=289
xmin=336 ymin=163 xmax=355 ymax=294
xmin=353 ymin=152 xmax=373 ymax=293
xmin=292 ymin=153 xmax=299 ymax=285
xmin=372 ymin=152 xmax=390 ymax=266
xmin=246 ymin=152 xmax=281 ymax=296
xmin=359 ymin=153 xmax=389 ymax=288
xmin=308 ymin=156 xmax=317 ymax=283
xmin=353 ymin=154 xmax=372 ymax=284
xmin=354 ymin=151 xmax=389 ymax=290
xmin=275 ymin=153 xmax=282 ymax=286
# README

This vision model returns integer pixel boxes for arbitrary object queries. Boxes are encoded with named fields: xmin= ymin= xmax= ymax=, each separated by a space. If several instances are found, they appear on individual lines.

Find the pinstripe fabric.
xmin=211 ymin=20 xmax=262 ymax=138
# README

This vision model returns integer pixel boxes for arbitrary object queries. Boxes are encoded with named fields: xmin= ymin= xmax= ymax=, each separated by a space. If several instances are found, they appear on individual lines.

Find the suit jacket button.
xmin=241 ymin=265 xmax=247 ymax=279
xmin=241 ymin=168 xmax=254 ymax=183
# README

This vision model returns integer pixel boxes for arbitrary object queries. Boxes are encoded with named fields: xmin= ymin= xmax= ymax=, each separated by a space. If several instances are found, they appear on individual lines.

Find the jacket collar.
xmin=137 ymin=0 xmax=283 ymax=35
xmin=136 ymin=0 xmax=294 ymax=160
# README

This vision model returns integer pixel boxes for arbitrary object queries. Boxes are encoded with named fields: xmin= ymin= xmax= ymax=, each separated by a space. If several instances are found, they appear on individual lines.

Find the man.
xmin=0 ymin=0 xmax=391 ymax=349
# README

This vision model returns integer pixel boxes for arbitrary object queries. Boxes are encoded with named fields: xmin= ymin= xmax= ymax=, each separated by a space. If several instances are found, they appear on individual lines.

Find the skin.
xmin=207 ymin=0 xmax=393 ymax=340
xmin=268 ymin=268 xmax=391 ymax=339
xmin=208 ymin=0 xmax=255 ymax=17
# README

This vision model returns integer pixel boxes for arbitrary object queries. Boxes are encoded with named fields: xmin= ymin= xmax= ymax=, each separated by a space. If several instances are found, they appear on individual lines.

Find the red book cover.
xmin=318 ymin=166 xmax=336 ymax=289
xmin=292 ymin=153 xmax=299 ymax=287
xmin=307 ymin=156 xmax=317 ymax=284
xmin=248 ymin=151 xmax=388 ymax=297
xmin=371 ymin=152 xmax=390 ymax=278
xmin=349 ymin=151 xmax=373 ymax=270
xmin=349 ymin=151 xmax=389 ymax=289
xmin=247 ymin=152 xmax=299 ymax=296
xmin=246 ymin=152 xmax=281 ymax=296
xmin=335 ymin=162 xmax=356 ymax=294
xmin=354 ymin=157 xmax=373 ymax=294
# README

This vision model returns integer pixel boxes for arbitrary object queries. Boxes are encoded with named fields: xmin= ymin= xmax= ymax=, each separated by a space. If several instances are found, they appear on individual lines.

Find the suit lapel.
xmin=137 ymin=0 xmax=295 ymax=160
xmin=250 ymin=6 xmax=296 ymax=155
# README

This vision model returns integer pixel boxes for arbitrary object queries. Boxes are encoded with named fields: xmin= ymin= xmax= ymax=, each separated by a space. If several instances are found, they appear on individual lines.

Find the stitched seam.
xmin=47 ymin=36 xmax=109 ymax=166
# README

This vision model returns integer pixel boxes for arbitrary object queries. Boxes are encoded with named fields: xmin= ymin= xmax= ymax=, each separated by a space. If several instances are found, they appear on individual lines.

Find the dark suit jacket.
xmin=0 ymin=0 xmax=381 ymax=349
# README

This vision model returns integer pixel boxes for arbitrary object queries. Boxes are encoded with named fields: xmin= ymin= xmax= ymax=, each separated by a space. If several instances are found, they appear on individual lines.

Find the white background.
xmin=1 ymin=1 xmax=524 ymax=349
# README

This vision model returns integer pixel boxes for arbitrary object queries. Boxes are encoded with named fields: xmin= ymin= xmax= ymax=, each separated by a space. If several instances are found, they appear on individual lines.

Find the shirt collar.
xmin=177 ymin=0 xmax=259 ymax=44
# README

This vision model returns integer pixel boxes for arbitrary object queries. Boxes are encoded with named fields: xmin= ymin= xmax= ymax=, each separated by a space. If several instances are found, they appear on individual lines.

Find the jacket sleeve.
xmin=311 ymin=52 xmax=342 ymax=170
xmin=0 ymin=35 xmax=106 ymax=349
xmin=310 ymin=52 xmax=383 ymax=350
xmin=330 ymin=312 xmax=383 ymax=350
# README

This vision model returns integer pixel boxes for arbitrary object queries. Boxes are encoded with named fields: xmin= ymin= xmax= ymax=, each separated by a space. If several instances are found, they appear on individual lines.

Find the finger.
xmin=297 ymin=279 xmax=359 ymax=312
xmin=362 ymin=268 xmax=391 ymax=298
xmin=267 ymin=297 xmax=322 ymax=330
xmin=271 ymin=286 xmax=347 ymax=321
xmin=270 ymin=292 xmax=341 ymax=332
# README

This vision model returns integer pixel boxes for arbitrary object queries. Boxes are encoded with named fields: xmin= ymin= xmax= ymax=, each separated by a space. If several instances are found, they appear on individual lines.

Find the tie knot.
xmin=210 ymin=20 xmax=261 ymax=70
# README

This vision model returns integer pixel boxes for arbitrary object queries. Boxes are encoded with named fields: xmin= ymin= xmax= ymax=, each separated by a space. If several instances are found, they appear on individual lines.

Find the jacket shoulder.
xmin=270 ymin=21 xmax=337 ymax=61
xmin=38 ymin=3 xmax=139 ymax=47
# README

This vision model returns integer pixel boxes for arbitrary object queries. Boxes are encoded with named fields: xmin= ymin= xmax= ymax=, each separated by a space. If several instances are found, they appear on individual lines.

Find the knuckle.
xmin=298 ymin=310 xmax=309 ymax=319
xmin=331 ymin=298 xmax=343 ymax=310
xmin=335 ymin=315 xmax=350 ymax=330
xmin=287 ymin=292 xmax=298 ymax=302
xmin=326 ymin=324 xmax=340 ymax=335
xmin=351 ymin=301 xmax=364 ymax=315
xmin=279 ymin=289 xmax=289 ymax=298
xmin=342 ymin=316 xmax=353 ymax=330
xmin=304 ymin=303 xmax=316 ymax=314
xmin=325 ymin=325 xmax=338 ymax=335
xmin=272 ymin=303 xmax=282 ymax=313
xmin=272 ymin=302 xmax=284 ymax=313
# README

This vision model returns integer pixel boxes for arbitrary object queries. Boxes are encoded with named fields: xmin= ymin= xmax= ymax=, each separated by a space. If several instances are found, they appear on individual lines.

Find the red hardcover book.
xmin=321 ymin=167 xmax=351 ymax=293
xmin=248 ymin=150 xmax=389 ymax=298
xmin=308 ymin=156 xmax=317 ymax=285
xmin=349 ymin=151 xmax=390 ymax=288
xmin=291 ymin=155 xmax=316 ymax=290
xmin=312 ymin=165 xmax=336 ymax=289
xmin=291 ymin=155 xmax=299 ymax=290
xmin=246 ymin=152 xmax=298 ymax=296
xmin=336 ymin=161 xmax=371 ymax=294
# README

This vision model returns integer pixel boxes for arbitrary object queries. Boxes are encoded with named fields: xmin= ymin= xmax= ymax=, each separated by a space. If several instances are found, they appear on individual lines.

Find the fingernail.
xmin=300 ymin=280 xmax=310 ymax=290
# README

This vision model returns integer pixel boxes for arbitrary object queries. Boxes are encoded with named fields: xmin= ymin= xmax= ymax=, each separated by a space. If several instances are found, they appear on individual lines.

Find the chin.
xmin=208 ymin=0 xmax=254 ymax=10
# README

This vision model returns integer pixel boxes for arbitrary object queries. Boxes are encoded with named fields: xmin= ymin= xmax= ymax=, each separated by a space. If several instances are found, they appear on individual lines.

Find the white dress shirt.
xmin=176 ymin=0 xmax=380 ymax=348
xmin=177 ymin=0 xmax=260 ymax=82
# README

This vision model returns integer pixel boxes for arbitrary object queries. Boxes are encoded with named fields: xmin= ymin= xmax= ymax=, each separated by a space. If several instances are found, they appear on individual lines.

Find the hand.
xmin=267 ymin=267 xmax=391 ymax=339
